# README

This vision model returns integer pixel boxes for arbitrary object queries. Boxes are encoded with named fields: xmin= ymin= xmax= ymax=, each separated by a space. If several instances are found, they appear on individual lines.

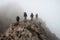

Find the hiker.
xmin=30 ymin=13 xmax=34 ymax=21
xmin=16 ymin=16 xmax=20 ymax=22
xmin=24 ymin=12 xmax=27 ymax=21
xmin=36 ymin=14 xmax=38 ymax=19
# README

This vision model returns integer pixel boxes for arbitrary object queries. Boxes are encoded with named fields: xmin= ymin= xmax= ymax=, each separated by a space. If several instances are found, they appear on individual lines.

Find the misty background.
xmin=0 ymin=0 xmax=60 ymax=39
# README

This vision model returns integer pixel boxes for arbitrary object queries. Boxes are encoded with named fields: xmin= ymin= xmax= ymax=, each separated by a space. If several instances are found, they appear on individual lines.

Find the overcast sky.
xmin=0 ymin=0 xmax=60 ymax=38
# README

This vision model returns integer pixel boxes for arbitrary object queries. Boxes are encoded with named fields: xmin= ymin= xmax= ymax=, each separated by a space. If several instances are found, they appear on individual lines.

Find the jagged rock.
xmin=0 ymin=20 xmax=59 ymax=40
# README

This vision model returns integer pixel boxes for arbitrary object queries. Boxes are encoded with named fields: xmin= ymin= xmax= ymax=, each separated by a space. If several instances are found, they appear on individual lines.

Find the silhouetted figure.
xmin=30 ymin=13 xmax=34 ymax=21
xmin=14 ymin=16 xmax=20 ymax=26
xmin=36 ymin=14 xmax=38 ymax=19
xmin=16 ymin=16 xmax=20 ymax=22
xmin=24 ymin=12 xmax=27 ymax=21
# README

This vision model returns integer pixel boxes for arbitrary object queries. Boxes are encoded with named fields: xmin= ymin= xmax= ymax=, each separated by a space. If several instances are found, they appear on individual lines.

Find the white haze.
xmin=0 ymin=1 xmax=24 ymax=33
xmin=0 ymin=0 xmax=60 ymax=39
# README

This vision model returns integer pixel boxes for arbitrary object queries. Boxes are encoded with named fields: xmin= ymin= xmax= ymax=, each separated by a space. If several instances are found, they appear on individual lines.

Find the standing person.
xmin=14 ymin=16 xmax=20 ymax=26
xmin=16 ymin=16 xmax=20 ymax=22
xmin=36 ymin=14 xmax=38 ymax=19
xmin=30 ymin=13 xmax=34 ymax=21
xmin=24 ymin=12 xmax=27 ymax=21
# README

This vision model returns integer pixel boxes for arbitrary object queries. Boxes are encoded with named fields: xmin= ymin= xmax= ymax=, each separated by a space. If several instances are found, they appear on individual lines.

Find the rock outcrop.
xmin=0 ymin=20 xmax=59 ymax=40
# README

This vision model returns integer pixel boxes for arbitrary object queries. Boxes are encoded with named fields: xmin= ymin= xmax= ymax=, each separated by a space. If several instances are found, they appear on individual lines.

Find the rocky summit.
xmin=0 ymin=20 xmax=59 ymax=40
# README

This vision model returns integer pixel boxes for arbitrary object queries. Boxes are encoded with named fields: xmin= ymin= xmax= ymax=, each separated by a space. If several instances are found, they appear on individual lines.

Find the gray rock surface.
xmin=0 ymin=20 xmax=59 ymax=40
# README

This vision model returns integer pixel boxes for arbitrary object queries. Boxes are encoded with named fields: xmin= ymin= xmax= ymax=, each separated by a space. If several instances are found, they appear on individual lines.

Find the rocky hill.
xmin=0 ymin=20 xmax=59 ymax=40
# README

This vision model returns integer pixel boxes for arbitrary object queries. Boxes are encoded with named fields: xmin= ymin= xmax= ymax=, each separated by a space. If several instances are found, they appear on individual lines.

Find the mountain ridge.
xmin=0 ymin=20 xmax=59 ymax=40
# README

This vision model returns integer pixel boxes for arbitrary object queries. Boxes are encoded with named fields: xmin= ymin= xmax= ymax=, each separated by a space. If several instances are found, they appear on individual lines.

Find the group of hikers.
xmin=16 ymin=12 xmax=38 ymax=22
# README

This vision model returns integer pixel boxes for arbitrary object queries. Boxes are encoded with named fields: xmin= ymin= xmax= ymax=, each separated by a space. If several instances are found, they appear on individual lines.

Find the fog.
xmin=0 ymin=0 xmax=60 ymax=39
xmin=0 ymin=1 xmax=24 ymax=33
